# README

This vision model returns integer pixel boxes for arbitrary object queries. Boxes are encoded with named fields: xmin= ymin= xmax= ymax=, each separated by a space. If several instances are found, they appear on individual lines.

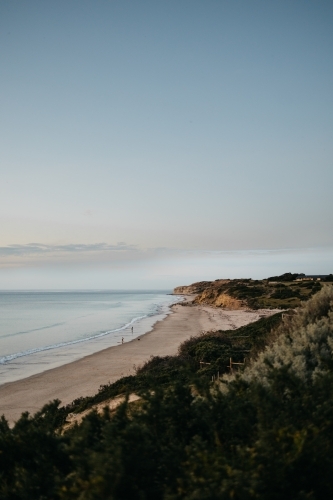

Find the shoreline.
xmin=0 ymin=300 xmax=278 ymax=424
xmin=0 ymin=291 xmax=182 ymax=385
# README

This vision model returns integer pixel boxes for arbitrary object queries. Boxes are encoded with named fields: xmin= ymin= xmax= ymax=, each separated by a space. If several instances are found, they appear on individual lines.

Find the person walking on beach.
xmin=131 ymin=326 xmax=133 ymax=334
xmin=121 ymin=337 xmax=124 ymax=344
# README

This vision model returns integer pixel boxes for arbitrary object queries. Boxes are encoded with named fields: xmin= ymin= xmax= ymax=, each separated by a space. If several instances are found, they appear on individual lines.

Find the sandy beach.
xmin=0 ymin=299 xmax=277 ymax=424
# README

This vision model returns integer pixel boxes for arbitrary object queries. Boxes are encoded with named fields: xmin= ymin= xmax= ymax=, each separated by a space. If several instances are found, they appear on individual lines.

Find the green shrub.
xmin=1 ymin=289 xmax=333 ymax=499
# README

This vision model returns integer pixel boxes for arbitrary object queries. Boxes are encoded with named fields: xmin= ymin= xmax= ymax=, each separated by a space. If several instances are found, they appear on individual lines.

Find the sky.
xmin=0 ymin=0 xmax=332 ymax=289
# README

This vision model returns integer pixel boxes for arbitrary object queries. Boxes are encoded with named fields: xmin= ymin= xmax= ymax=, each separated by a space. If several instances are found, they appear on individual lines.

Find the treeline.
xmin=267 ymin=272 xmax=333 ymax=282
xmin=1 ymin=287 xmax=333 ymax=499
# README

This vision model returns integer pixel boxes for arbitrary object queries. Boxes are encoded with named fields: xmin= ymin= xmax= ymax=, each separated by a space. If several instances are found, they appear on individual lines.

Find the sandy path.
xmin=0 ymin=302 xmax=277 ymax=424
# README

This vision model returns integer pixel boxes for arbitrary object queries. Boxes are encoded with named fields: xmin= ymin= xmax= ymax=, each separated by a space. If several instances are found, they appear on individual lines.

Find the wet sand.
xmin=0 ymin=300 xmax=277 ymax=424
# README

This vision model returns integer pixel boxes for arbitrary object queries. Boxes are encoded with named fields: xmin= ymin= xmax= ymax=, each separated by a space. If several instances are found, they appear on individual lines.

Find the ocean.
xmin=0 ymin=290 xmax=181 ymax=385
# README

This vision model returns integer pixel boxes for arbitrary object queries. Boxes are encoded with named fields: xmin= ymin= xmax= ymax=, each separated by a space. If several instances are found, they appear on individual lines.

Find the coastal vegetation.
xmin=1 ymin=284 xmax=333 ymax=499
xmin=175 ymin=273 xmax=326 ymax=309
xmin=63 ymin=311 xmax=283 ymax=416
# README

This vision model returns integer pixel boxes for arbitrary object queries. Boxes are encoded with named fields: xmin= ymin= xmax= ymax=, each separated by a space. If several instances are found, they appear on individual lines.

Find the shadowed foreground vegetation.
xmin=1 ymin=287 xmax=333 ymax=499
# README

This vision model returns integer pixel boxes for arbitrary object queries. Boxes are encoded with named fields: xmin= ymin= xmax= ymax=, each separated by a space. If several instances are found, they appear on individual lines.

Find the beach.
xmin=0 ymin=299 xmax=277 ymax=424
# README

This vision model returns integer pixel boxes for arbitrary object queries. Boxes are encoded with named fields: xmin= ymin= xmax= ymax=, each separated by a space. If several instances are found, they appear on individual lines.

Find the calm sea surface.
xmin=0 ymin=290 xmax=181 ymax=384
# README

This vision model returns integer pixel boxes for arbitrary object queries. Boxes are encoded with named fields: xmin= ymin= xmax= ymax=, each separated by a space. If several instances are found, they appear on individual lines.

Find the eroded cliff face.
xmin=194 ymin=290 xmax=244 ymax=309
xmin=174 ymin=279 xmax=244 ymax=309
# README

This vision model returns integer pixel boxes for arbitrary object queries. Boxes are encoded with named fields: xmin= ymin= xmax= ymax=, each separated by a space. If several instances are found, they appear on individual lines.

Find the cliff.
xmin=174 ymin=276 xmax=323 ymax=310
xmin=194 ymin=289 xmax=244 ymax=309
xmin=173 ymin=279 xmax=229 ymax=296
xmin=174 ymin=279 xmax=244 ymax=309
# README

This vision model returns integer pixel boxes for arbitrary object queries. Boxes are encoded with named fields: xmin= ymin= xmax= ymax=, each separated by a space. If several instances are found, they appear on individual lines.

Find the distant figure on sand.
xmin=121 ymin=337 xmax=124 ymax=344
xmin=131 ymin=326 xmax=133 ymax=334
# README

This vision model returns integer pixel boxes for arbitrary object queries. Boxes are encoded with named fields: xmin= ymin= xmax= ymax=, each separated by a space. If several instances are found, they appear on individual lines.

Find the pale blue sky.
xmin=0 ymin=1 xmax=332 ymax=288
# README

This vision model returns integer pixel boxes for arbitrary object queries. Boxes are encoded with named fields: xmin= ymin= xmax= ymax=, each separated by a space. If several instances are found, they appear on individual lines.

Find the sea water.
xmin=0 ymin=290 xmax=181 ymax=385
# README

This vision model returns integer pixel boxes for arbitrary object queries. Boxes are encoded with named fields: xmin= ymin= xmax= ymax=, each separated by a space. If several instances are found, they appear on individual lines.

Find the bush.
xmin=1 ymin=288 xmax=333 ymax=499
xmin=238 ymin=285 xmax=333 ymax=385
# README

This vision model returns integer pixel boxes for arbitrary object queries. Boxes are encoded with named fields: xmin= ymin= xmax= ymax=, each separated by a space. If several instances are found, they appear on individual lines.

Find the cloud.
xmin=1 ymin=242 xmax=332 ymax=272
xmin=1 ymin=242 xmax=332 ymax=258
xmin=1 ymin=245 xmax=332 ymax=290
xmin=0 ymin=242 xmax=143 ymax=268
xmin=0 ymin=242 xmax=138 ymax=257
